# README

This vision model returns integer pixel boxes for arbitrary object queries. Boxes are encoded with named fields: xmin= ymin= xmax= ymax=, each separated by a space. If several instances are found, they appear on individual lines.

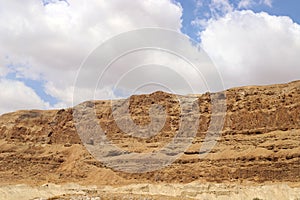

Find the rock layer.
xmin=0 ymin=80 xmax=299 ymax=186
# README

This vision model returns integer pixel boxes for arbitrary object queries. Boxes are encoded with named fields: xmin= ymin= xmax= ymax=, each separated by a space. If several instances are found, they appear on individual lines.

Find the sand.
xmin=1 ymin=182 xmax=300 ymax=200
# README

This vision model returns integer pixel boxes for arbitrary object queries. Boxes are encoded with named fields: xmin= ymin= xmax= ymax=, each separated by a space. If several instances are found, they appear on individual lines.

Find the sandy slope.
xmin=1 ymin=182 xmax=300 ymax=200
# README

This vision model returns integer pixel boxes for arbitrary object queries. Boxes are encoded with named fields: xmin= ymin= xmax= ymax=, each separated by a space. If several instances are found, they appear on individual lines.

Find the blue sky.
xmin=252 ymin=0 xmax=300 ymax=23
xmin=5 ymin=71 xmax=59 ymax=105
xmin=0 ymin=0 xmax=299 ymax=114
xmin=177 ymin=0 xmax=300 ymax=41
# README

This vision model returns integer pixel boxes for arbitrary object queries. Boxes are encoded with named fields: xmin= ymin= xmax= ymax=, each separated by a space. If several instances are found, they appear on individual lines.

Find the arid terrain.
xmin=0 ymin=80 xmax=299 ymax=199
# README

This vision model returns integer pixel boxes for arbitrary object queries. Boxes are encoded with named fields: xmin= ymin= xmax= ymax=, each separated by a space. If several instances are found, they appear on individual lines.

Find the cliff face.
xmin=0 ymin=80 xmax=299 ymax=186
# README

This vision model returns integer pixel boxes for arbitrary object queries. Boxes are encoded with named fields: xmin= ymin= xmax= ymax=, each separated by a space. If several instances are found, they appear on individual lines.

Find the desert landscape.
xmin=0 ymin=80 xmax=299 ymax=199
xmin=1 ymin=0 xmax=300 ymax=199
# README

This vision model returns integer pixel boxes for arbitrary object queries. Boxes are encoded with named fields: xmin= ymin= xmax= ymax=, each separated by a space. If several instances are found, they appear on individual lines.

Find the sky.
xmin=0 ymin=0 xmax=299 ymax=114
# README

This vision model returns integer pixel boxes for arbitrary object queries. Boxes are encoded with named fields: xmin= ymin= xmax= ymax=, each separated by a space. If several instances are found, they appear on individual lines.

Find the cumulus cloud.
xmin=1 ymin=0 xmax=297 ymax=115
xmin=71 ymin=29 xmax=220 ymax=105
xmin=192 ymin=0 xmax=274 ymax=29
xmin=200 ymin=10 xmax=300 ymax=88
xmin=0 ymin=79 xmax=49 ymax=114
xmin=0 ymin=0 xmax=183 ymax=113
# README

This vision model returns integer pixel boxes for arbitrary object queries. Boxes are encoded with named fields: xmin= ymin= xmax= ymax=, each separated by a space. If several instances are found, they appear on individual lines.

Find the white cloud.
xmin=0 ymin=66 xmax=9 ymax=77
xmin=261 ymin=0 xmax=272 ymax=7
xmin=0 ymin=0 xmax=183 ymax=112
xmin=1 ymin=0 xmax=294 ymax=115
xmin=200 ymin=10 xmax=300 ymax=89
xmin=195 ymin=0 xmax=203 ymax=9
xmin=238 ymin=0 xmax=272 ymax=9
xmin=0 ymin=79 xmax=49 ymax=114
xmin=209 ymin=0 xmax=233 ymax=19
xmin=193 ymin=0 xmax=274 ymax=30
xmin=238 ymin=0 xmax=254 ymax=9
xmin=71 ymin=30 xmax=218 ymax=106
xmin=191 ymin=18 xmax=209 ymax=28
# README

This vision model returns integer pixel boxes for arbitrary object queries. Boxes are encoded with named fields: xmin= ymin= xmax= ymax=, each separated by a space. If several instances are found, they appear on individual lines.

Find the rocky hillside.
xmin=0 ymin=80 xmax=299 ymax=186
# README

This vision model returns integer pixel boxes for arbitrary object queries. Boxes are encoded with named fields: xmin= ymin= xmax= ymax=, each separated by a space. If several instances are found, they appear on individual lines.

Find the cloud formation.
xmin=0 ymin=0 xmax=298 ymax=115
xmin=0 ymin=0 xmax=183 ymax=113
xmin=238 ymin=0 xmax=254 ymax=9
xmin=0 ymin=79 xmax=49 ymax=114
xmin=201 ymin=10 xmax=300 ymax=88
xmin=192 ymin=0 xmax=273 ymax=30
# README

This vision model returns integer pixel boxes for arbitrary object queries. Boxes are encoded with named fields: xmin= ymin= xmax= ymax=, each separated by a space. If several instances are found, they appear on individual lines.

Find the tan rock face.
xmin=0 ymin=80 xmax=299 ymax=186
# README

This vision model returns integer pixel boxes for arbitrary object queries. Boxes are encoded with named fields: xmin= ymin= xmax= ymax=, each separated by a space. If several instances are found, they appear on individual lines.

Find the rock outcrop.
xmin=0 ymin=80 xmax=299 ymax=186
